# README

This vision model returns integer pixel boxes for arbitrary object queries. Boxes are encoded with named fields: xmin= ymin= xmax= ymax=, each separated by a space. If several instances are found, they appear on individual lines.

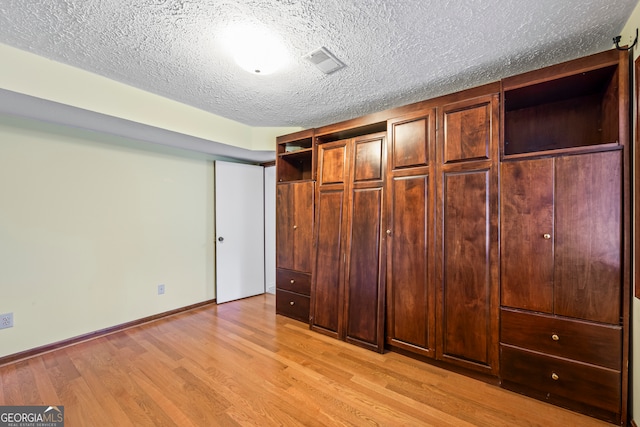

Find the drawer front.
xmin=276 ymin=289 xmax=310 ymax=322
xmin=276 ymin=269 xmax=311 ymax=295
xmin=500 ymin=344 xmax=620 ymax=413
xmin=500 ymin=308 xmax=621 ymax=370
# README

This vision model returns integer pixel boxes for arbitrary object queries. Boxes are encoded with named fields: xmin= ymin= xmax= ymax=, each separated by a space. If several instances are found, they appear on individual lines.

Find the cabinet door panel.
xmin=442 ymin=100 xmax=491 ymax=163
xmin=390 ymin=116 xmax=431 ymax=169
xmin=387 ymin=175 xmax=434 ymax=353
xmin=319 ymin=143 xmax=348 ymax=185
xmin=346 ymin=187 xmax=383 ymax=346
xmin=555 ymin=151 xmax=621 ymax=324
xmin=353 ymin=137 xmax=383 ymax=182
xmin=441 ymin=170 xmax=491 ymax=366
xmin=312 ymin=190 xmax=345 ymax=333
xmin=293 ymin=182 xmax=314 ymax=272
xmin=500 ymin=159 xmax=554 ymax=312
xmin=276 ymin=183 xmax=294 ymax=270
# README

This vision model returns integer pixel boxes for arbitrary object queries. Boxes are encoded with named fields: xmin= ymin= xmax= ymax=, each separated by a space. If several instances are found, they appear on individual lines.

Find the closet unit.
xmin=385 ymin=85 xmax=500 ymax=375
xmin=310 ymin=130 xmax=387 ymax=352
xmin=274 ymin=48 xmax=630 ymax=424
xmin=275 ymin=130 xmax=315 ymax=322
xmin=499 ymin=49 xmax=629 ymax=424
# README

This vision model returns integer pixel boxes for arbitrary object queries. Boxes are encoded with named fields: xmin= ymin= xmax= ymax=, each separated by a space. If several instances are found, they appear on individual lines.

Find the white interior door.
xmin=215 ymin=161 xmax=265 ymax=304
xmin=264 ymin=165 xmax=276 ymax=294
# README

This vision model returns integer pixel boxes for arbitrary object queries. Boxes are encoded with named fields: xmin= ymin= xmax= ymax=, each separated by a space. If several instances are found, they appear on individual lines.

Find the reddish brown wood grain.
xmin=500 ymin=159 xmax=554 ymax=312
xmin=554 ymin=151 xmax=621 ymax=324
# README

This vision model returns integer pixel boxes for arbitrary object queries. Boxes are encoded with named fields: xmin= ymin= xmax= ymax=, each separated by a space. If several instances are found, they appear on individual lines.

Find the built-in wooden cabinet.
xmin=384 ymin=90 xmax=500 ymax=376
xmin=275 ymin=48 xmax=630 ymax=424
xmin=311 ymin=132 xmax=386 ymax=352
xmin=436 ymin=94 xmax=500 ymax=375
xmin=386 ymin=109 xmax=436 ymax=357
xmin=499 ymin=49 xmax=629 ymax=425
xmin=275 ymin=130 xmax=315 ymax=322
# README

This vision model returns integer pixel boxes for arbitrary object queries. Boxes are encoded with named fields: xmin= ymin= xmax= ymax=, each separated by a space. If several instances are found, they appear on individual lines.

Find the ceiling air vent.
xmin=303 ymin=47 xmax=345 ymax=74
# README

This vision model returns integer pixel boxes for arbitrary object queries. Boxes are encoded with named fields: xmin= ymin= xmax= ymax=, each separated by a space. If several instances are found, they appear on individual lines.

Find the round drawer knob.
xmin=293 ymin=225 xmax=298 ymax=229
xmin=551 ymin=372 xmax=559 ymax=381
xmin=289 ymin=301 xmax=295 ymax=306
xmin=290 ymin=279 xmax=295 ymax=284
xmin=386 ymin=230 xmax=391 ymax=235
xmin=551 ymin=334 xmax=559 ymax=341
xmin=543 ymin=233 xmax=551 ymax=240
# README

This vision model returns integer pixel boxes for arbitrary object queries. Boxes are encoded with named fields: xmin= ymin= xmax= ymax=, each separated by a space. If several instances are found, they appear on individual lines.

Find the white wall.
xmin=0 ymin=115 xmax=215 ymax=358
xmin=621 ymin=6 xmax=640 ymax=422
xmin=0 ymin=43 xmax=301 ymax=153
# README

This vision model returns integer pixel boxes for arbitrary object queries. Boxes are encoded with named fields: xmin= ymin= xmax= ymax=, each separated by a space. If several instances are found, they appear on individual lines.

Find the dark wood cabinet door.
xmin=386 ymin=111 xmax=436 ymax=357
xmin=276 ymin=182 xmax=314 ymax=273
xmin=311 ymin=141 xmax=349 ymax=336
xmin=500 ymin=159 xmax=554 ymax=312
xmin=292 ymin=182 xmax=314 ymax=273
xmin=441 ymin=97 xmax=492 ymax=163
xmin=389 ymin=110 xmax=433 ymax=170
xmin=345 ymin=187 xmax=384 ymax=348
xmin=276 ymin=183 xmax=295 ymax=270
xmin=344 ymin=134 xmax=386 ymax=351
xmin=312 ymin=189 xmax=345 ymax=334
xmin=439 ymin=169 xmax=493 ymax=368
xmin=386 ymin=174 xmax=435 ymax=355
xmin=554 ymin=151 xmax=622 ymax=324
xmin=436 ymin=93 xmax=499 ymax=374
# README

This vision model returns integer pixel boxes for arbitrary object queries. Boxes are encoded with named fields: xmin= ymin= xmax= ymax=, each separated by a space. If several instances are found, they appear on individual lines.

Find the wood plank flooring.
xmin=0 ymin=294 xmax=612 ymax=426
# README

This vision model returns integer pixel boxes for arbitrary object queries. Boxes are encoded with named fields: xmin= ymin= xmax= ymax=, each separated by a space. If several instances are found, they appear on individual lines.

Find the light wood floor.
xmin=0 ymin=294 xmax=613 ymax=426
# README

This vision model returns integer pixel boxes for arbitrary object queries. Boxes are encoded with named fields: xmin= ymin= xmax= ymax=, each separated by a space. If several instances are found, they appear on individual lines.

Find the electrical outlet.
xmin=158 ymin=284 xmax=165 ymax=295
xmin=0 ymin=313 xmax=13 ymax=329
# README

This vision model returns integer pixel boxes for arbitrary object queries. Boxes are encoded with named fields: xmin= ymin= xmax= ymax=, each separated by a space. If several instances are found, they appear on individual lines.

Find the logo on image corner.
xmin=0 ymin=405 xmax=64 ymax=427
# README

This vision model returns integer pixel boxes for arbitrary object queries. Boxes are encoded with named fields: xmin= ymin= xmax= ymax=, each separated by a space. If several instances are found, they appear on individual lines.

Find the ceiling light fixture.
xmin=221 ymin=23 xmax=289 ymax=75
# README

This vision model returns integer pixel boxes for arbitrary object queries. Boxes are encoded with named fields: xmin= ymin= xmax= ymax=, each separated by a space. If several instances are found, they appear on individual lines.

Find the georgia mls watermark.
xmin=0 ymin=406 xmax=64 ymax=427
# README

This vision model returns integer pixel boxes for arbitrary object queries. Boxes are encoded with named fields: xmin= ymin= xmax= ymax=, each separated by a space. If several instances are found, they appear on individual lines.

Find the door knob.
xmin=218 ymin=237 xmax=224 ymax=242
xmin=543 ymin=233 xmax=551 ymax=240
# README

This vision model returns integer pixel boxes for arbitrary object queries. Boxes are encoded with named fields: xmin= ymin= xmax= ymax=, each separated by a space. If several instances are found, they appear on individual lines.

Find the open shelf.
xmin=503 ymin=64 xmax=619 ymax=157
xmin=276 ymin=132 xmax=314 ymax=182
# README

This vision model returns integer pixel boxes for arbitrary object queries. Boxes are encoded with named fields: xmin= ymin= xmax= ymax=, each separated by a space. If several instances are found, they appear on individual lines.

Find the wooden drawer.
xmin=500 ymin=344 xmax=621 ymax=414
xmin=276 ymin=268 xmax=311 ymax=295
xmin=500 ymin=308 xmax=621 ymax=370
xmin=276 ymin=289 xmax=310 ymax=322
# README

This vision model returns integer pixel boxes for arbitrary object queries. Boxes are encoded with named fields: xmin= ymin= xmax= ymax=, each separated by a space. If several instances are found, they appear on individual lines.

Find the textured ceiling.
xmin=0 ymin=0 xmax=637 ymax=129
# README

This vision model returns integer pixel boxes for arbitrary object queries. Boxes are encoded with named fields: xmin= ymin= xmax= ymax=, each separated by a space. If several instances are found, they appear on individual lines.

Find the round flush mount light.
xmin=221 ymin=23 xmax=289 ymax=75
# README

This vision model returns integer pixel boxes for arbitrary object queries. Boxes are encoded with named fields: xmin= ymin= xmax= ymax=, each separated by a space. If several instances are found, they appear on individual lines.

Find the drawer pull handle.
xmin=290 ymin=301 xmax=295 ymax=306
xmin=386 ymin=230 xmax=391 ymax=235
xmin=551 ymin=334 xmax=559 ymax=341
xmin=551 ymin=372 xmax=559 ymax=381
xmin=293 ymin=225 xmax=298 ymax=229
xmin=290 ymin=279 xmax=295 ymax=284
xmin=543 ymin=233 xmax=551 ymax=240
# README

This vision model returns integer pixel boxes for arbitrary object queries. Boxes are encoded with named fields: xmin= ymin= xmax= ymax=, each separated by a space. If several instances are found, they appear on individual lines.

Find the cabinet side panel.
xmin=500 ymin=159 xmax=554 ymax=312
xmin=388 ymin=175 xmax=433 ymax=351
xmin=442 ymin=170 xmax=491 ymax=365
xmin=555 ymin=151 xmax=621 ymax=324
xmin=312 ymin=190 xmax=345 ymax=333
xmin=346 ymin=187 xmax=383 ymax=345
xmin=276 ymin=184 xmax=294 ymax=270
